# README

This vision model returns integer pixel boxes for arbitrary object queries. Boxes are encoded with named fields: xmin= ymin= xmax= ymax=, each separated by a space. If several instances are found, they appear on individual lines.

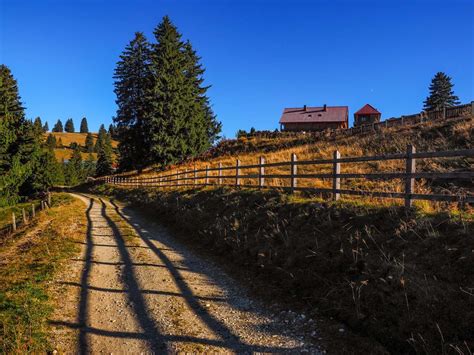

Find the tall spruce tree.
xmin=65 ymin=118 xmax=75 ymax=133
xmin=96 ymin=132 xmax=114 ymax=176
xmin=52 ymin=119 xmax=63 ymax=132
xmin=423 ymin=72 xmax=460 ymax=111
xmin=65 ymin=146 xmax=83 ymax=185
xmin=113 ymin=32 xmax=153 ymax=171
xmin=42 ymin=121 xmax=49 ymax=132
xmin=33 ymin=116 xmax=43 ymax=134
xmin=94 ymin=124 xmax=107 ymax=152
xmin=0 ymin=65 xmax=41 ymax=206
xmin=46 ymin=134 xmax=57 ymax=149
xmin=80 ymin=117 xmax=89 ymax=133
xmin=148 ymin=16 xmax=221 ymax=166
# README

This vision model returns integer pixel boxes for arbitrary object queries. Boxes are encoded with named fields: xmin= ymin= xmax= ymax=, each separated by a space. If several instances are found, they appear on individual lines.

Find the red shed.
xmin=354 ymin=104 xmax=381 ymax=127
xmin=279 ymin=105 xmax=348 ymax=132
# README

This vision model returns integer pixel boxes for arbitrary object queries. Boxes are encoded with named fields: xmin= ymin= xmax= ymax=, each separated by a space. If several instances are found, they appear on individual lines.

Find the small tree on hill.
xmin=65 ymin=118 xmax=75 ymax=133
xmin=80 ymin=117 xmax=89 ymax=133
xmin=94 ymin=124 xmax=107 ymax=152
xmin=46 ymin=134 xmax=57 ymax=150
xmin=52 ymin=119 xmax=63 ymax=132
xmin=57 ymin=137 xmax=63 ymax=148
xmin=96 ymin=133 xmax=113 ymax=176
xmin=85 ymin=132 xmax=94 ymax=152
xmin=423 ymin=72 xmax=460 ymax=111
xmin=43 ymin=121 xmax=49 ymax=132
xmin=33 ymin=117 xmax=43 ymax=134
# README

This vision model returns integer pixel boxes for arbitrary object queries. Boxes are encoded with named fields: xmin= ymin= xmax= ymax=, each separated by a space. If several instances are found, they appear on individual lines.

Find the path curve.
xmin=49 ymin=193 xmax=323 ymax=353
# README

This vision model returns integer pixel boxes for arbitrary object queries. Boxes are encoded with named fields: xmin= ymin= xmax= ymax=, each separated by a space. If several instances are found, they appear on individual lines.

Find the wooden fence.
xmin=99 ymin=146 xmax=474 ymax=208
xmin=0 ymin=194 xmax=51 ymax=240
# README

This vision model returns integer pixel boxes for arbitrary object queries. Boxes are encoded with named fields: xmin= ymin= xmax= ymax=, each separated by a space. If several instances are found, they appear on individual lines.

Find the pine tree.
xmin=27 ymin=149 xmax=64 ymax=191
xmin=96 ymin=133 xmax=113 ymax=176
xmin=108 ymin=123 xmax=116 ymax=138
xmin=46 ymin=134 xmax=57 ymax=150
xmin=52 ymin=119 xmax=63 ymax=132
xmin=65 ymin=146 xmax=83 ymax=185
xmin=113 ymin=32 xmax=153 ymax=171
xmin=85 ymin=132 xmax=94 ymax=152
xmin=84 ymin=153 xmax=96 ymax=178
xmin=43 ymin=121 xmax=49 ymax=132
xmin=65 ymin=118 xmax=75 ymax=133
xmin=0 ymin=65 xmax=41 ymax=206
xmin=423 ymin=72 xmax=460 ymax=111
xmin=33 ymin=116 xmax=43 ymax=134
xmin=80 ymin=117 xmax=89 ymax=133
xmin=94 ymin=124 xmax=107 ymax=152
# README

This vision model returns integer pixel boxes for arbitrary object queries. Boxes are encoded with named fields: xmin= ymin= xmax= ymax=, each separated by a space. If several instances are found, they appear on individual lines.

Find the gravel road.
xmin=49 ymin=193 xmax=324 ymax=353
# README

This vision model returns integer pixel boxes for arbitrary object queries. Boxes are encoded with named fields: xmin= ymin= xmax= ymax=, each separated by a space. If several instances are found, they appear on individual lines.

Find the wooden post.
xmin=12 ymin=213 xmax=16 ymax=231
xmin=290 ymin=153 xmax=297 ymax=193
xmin=32 ymin=204 xmax=35 ymax=218
xmin=22 ymin=208 xmax=27 ymax=224
xmin=236 ymin=159 xmax=241 ymax=186
xmin=333 ymin=150 xmax=341 ymax=201
xmin=205 ymin=166 xmax=209 ymax=185
xmin=184 ymin=169 xmax=188 ymax=186
xmin=259 ymin=156 xmax=265 ymax=188
xmin=405 ymin=145 xmax=416 ymax=208
xmin=48 ymin=192 xmax=51 ymax=207
xmin=194 ymin=168 xmax=197 ymax=186
xmin=41 ymin=201 xmax=44 ymax=211
xmin=218 ymin=163 xmax=223 ymax=185
xmin=176 ymin=170 xmax=180 ymax=187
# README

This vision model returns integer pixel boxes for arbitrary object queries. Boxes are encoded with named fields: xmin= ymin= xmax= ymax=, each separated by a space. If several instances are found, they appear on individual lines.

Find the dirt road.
xmin=49 ymin=194 xmax=323 ymax=353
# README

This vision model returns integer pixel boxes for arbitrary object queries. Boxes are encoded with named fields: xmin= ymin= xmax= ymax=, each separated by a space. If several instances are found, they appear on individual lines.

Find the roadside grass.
xmin=0 ymin=193 xmax=86 ymax=353
xmin=91 ymin=184 xmax=474 ymax=354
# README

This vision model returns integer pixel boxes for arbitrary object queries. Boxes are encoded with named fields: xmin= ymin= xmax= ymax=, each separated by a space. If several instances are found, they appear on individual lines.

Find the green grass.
xmin=0 ymin=200 xmax=42 ymax=230
xmin=0 ymin=193 xmax=86 ymax=353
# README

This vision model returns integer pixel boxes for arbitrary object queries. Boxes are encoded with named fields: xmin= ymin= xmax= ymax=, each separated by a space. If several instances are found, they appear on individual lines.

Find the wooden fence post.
xmin=236 ymin=159 xmax=241 ymax=186
xmin=177 ymin=170 xmax=180 ymax=187
xmin=194 ymin=168 xmax=197 ymax=186
xmin=22 ymin=208 xmax=27 ymax=224
xmin=259 ymin=156 xmax=265 ymax=188
xmin=218 ymin=163 xmax=223 ymax=185
xmin=48 ymin=192 xmax=51 ymax=207
xmin=32 ymin=204 xmax=35 ymax=218
xmin=405 ymin=145 xmax=416 ymax=208
xmin=290 ymin=153 xmax=297 ymax=193
xmin=333 ymin=150 xmax=341 ymax=201
xmin=184 ymin=169 xmax=188 ymax=186
xmin=205 ymin=166 xmax=209 ymax=185
xmin=12 ymin=213 xmax=16 ymax=231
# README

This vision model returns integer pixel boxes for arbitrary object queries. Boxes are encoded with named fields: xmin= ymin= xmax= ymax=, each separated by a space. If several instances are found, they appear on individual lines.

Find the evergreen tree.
xmin=33 ymin=116 xmax=43 ymax=134
xmin=85 ymin=132 xmax=94 ymax=152
xmin=148 ymin=17 xmax=221 ymax=166
xmin=423 ymin=72 xmax=460 ymax=111
xmin=65 ymin=118 xmax=75 ymax=133
xmin=94 ymin=124 xmax=107 ymax=152
xmin=80 ymin=117 xmax=89 ymax=133
xmin=52 ymin=119 xmax=63 ymax=132
xmin=27 ymin=149 xmax=64 ymax=191
xmin=96 ymin=132 xmax=114 ymax=176
xmin=84 ymin=153 xmax=96 ymax=178
xmin=0 ymin=65 xmax=41 ymax=206
xmin=113 ymin=32 xmax=153 ymax=171
xmin=57 ymin=137 xmax=63 ymax=148
xmin=43 ymin=121 xmax=49 ymax=132
xmin=108 ymin=123 xmax=117 ymax=138
xmin=46 ymin=133 xmax=57 ymax=149
xmin=65 ymin=147 xmax=83 ymax=185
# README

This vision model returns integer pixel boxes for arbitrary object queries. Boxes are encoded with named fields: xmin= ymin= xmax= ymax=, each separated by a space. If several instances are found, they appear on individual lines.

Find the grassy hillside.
xmin=43 ymin=132 xmax=118 ymax=161
xmin=126 ymin=116 xmax=473 ymax=209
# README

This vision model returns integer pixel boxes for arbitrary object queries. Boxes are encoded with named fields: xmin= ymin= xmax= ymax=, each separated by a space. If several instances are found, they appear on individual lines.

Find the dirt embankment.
xmin=91 ymin=184 xmax=474 ymax=354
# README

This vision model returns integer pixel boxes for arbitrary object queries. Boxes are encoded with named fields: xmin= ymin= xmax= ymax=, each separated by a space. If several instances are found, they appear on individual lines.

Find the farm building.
xmin=279 ymin=105 xmax=349 ymax=132
xmin=353 ymin=104 xmax=381 ymax=126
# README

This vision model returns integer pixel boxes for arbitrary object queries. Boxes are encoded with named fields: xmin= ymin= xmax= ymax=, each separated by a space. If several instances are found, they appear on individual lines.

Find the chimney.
xmin=303 ymin=105 xmax=307 ymax=111
xmin=323 ymin=104 xmax=327 ymax=111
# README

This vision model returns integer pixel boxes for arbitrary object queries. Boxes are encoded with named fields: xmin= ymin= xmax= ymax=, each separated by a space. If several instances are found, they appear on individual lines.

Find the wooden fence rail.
xmin=99 ymin=146 xmax=474 ymax=208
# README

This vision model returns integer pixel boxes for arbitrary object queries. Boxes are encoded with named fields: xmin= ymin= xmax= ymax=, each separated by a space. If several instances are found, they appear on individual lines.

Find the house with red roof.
xmin=279 ymin=105 xmax=349 ymax=132
xmin=353 ymin=104 xmax=381 ymax=127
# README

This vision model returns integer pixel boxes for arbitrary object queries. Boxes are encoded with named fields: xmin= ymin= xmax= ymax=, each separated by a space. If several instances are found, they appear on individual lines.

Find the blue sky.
xmin=1 ymin=0 xmax=472 ymax=138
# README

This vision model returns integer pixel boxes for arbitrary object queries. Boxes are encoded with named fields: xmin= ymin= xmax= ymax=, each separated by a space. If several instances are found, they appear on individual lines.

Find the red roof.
xmin=354 ymin=104 xmax=380 ymax=115
xmin=279 ymin=106 xmax=348 ymax=124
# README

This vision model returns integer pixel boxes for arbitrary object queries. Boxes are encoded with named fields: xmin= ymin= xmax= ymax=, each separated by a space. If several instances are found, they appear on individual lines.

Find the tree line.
xmin=0 ymin=64 xmax=114 ymax=206
xmin=113 ymin=16 xmax=221 ymax=172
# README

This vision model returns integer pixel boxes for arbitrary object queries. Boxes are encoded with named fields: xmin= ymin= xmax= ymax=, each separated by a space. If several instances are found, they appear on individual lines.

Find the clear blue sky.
xmin=1 ymin=0 xmax=473 ymax=137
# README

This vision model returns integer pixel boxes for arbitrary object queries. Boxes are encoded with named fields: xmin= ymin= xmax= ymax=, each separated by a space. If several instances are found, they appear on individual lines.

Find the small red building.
xmin=279 ymin=105 xmax=349 ymax=132
xmin=354 ymin=104 xmax=381 ymax=127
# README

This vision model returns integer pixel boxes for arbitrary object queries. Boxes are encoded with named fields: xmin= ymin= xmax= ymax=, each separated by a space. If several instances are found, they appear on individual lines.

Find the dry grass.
xmin=122 ymin=116 xmax=473 ymax=210
xmin=53 ymin=148 xmax=97 ymax=161
xmin=45 ymin=132 xmax=118 ymax=148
